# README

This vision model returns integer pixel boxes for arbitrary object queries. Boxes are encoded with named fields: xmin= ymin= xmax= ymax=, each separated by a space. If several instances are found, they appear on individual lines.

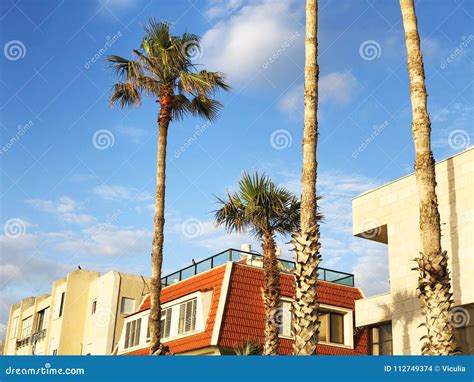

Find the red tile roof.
xmin=218 ymin=264 xmax=368 ymax=355
xmin=120 ymin=262 xmax=368 ymax=356
xmin=121 ymin=264 xmax=227 ymax=355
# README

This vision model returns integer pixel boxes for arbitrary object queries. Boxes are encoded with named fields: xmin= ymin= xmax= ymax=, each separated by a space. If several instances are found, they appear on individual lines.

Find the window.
xmin=370 ymin=323 xmax=392 ymax=355
xmin=21 ymin=316 xmax=33 ymax=339
xmin=10 ymin=316 xmax=19 ymax=339
xmin=55 ymin=292 xmax=65 ymax=318
xmin=178 ymin=299 xmax=197 ymax=334
xmin=320 ymin=312 xmax=344 ymax=344
xmin=36 ymin=308 xmax=49 ymax=332
xmin=120 ymin=297 xmax=135 ymax=314
xmin=278 ymin=301 xmax=293 ymax=337
xmin=91 ymin=300 xmax=97 ymax=315
xmin=453 ymin=304 xmax=474 ymax=355
xmin=161 ymin=308 xmax=172 ymax=339
xmin=124 ymin=318 xmax=142 ymax=348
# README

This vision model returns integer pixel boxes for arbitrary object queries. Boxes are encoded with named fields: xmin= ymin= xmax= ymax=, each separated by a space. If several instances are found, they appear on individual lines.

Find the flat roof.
xmin=352 ymin=147 xmax=473 ymax=200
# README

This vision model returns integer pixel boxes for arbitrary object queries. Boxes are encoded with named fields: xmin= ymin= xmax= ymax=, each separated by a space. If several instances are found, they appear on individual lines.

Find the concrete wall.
xmin=353 ymin=148 xmax=474 ymax=354
xmin=4 ymin=269 xmax=150 ymax=355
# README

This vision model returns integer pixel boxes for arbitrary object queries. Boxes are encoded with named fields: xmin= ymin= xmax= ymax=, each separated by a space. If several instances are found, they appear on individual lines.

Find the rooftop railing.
xmin=161 ymin=248 xmax=354 ymax=288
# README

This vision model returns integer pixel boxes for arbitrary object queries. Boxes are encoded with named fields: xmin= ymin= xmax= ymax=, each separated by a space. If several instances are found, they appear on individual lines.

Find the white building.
xmin=353 ymin=148 xmax=474 ymax=355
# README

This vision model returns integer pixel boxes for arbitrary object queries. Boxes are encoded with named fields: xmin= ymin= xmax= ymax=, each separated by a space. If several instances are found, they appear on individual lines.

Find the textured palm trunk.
xmin=149 ymin=90 xmax=172 ymax=355
xmin=400 ymin=0 xmax=459 ymax=355
xmin=262 ymin=234 xmax=280 ymax=355
xmin=292 ymin=0 xmax=321 ymax=356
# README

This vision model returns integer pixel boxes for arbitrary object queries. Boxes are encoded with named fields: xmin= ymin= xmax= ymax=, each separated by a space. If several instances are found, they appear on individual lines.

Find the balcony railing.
xmin=31 ymin=329 xmax=46 ymax=343
xmin=161 ymin=248 xmax=354 ymax=288
xmin=16 ymin=336 xmax=30 ymax=349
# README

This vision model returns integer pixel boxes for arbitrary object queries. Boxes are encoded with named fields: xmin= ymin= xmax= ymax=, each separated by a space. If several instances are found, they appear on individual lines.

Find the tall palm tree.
xmin=399 ymin=0 xmax=459 ymax=355
xmin=108 ymin=19 xmax=229 ymax=355
xmin=214 ymin=173 xmax=301 ymax=355
xmin=292 ymin=0 xmax=322 ymax=355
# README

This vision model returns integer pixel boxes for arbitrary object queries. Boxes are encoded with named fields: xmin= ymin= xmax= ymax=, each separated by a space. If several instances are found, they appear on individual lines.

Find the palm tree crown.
xmin=107 ymin=19 xmax=230 ymax=119
xmin=214 ymin=172 xmax=303 ymax=238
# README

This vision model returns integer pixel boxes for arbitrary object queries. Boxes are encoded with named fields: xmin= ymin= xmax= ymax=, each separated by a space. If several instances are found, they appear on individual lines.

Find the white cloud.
xmin=279 ymin=72 xmax=358 ymax=117
xmin=115 ymin=125 xmax=149 ymax=144
xmin=201 ymin=0 xmax=304 ymax=84
xmin=351 ymin=243 xmax=390 ymax=296
xmin=93 ymin=185 xmax=151 ymax=202
xmin=26 ymin=197 xmax=96 ymax=225
xmin=55 ymin=225 xmax=152 ymax=257
xmin=320 ymin=72 xmax=358 ymax=103
xmin=205 ymin=0 xmax=244 ymax=20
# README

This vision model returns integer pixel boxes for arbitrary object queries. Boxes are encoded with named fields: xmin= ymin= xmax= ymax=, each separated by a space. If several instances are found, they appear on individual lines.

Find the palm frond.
xmin=189 ymin=96 xmax=222 ymax=122
xmin=107 ymin=55 xmax=142 ymax=81
xmin=109 ymin=82 xmax=141 ymax=108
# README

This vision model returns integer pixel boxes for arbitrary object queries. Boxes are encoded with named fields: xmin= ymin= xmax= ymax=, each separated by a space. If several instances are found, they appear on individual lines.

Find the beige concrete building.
xmin=353 ymin=147 xmax=474 ymax=355
xmin=4 ymin=269 xmax=150 ymax=355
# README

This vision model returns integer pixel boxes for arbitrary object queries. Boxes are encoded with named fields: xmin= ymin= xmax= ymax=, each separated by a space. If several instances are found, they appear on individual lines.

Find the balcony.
xmin=16 ymin=337 xmax=30 ymax=349
xmin=31 ymin=329 xmax=46 ymax=343
xmin=161 ymin=248 xmax=354 ymax=288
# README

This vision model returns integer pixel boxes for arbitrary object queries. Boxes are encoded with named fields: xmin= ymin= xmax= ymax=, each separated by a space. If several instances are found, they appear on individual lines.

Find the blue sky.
xmin=0 ymin=0 xmax=472 ymax=337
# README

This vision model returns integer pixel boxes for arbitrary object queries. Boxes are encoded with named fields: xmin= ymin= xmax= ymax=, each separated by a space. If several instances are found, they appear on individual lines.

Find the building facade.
xmin=353 ymin=148 xmax=473 ymax=355
xmin=4 ymin=269 xmax=150 ymax=355
xmin=115 ymin=248 xmax=368 ymax=355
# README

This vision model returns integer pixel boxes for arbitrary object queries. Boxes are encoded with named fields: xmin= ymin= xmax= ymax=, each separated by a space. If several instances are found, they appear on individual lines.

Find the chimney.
xmin=241 ymin=243 xmax=251 ymax=253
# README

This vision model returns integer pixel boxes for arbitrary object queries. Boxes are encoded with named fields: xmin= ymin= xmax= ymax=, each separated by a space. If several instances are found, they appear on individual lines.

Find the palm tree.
xmin=214 ymin=173 xmax=301 ymax=355
xmin=399 ymin=0 xmax=459 ymax=355
xmin=292 ymin=0 xmax=322 ymax=355
xmin=108 ymin=19 xmax=230 ymax=355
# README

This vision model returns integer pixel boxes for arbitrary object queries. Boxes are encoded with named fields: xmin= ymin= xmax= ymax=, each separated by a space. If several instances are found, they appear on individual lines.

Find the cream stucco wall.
xmin=353 ymin=147 xmax=474 ymax=355
xmin=3 ymin=269 xmax=150 ymax=355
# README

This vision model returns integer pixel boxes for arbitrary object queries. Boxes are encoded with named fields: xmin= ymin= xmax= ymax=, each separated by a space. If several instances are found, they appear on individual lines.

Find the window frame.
xmin=10 ymin=316 xmax=19 ymax=339
xmin=369 ymin=322 xmax=393 ymax=355
xmin=36 ymin=307 xmax=49 ymax=332
xmin=91 ymin=300 xmax=97 ymax=315
xmin=124 ymin=318 xmax=142 ymax=349
xmin=21 ymin=316 xmax=33 ymax=339
xmin=178 ymin=298 xmax=197 ymax=335
xmin=275 ymin=300 xmax=354 ymax=348
xmin=120 ymin=297 xmax=135 ymax=315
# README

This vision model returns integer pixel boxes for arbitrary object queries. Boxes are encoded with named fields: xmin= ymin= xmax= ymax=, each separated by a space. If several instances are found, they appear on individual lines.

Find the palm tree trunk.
xmin=149 ymin=90 xmax=172 ymax=355
xmin=400 ymin=0 xmax=459 ymax=355
xmin=292 ymin=0 xmax=321 ymax=356
xmin=262 ymin=234 xmax=280 ymax=355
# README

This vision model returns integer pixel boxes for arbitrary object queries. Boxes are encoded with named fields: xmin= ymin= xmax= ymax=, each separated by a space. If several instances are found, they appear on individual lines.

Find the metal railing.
xmin=161 ymin=248 xmax=354 ymax=288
